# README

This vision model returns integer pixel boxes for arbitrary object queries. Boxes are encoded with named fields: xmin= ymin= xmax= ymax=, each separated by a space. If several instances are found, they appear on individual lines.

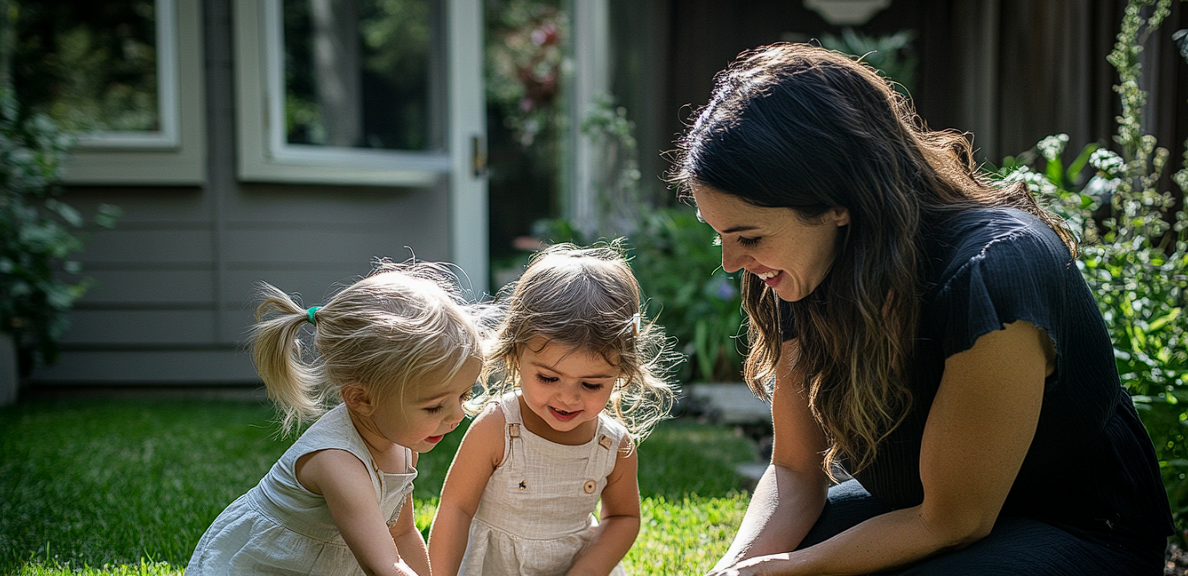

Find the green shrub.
xmin=994 ymin=0 xmax=1188 ymax=541
xmin=631 ymin=209 xmax=745 ymax=383
xmin=0 ymin=90 xmax=119 ymax=371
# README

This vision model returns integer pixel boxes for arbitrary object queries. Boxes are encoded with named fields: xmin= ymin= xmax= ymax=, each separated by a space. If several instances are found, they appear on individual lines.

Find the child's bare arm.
xmin=565 ymin=440 xmax=641 ymax=576
xmin=299 ymin=449 xmax=421 ymax=575
xmin=427 ymin=408 xmax=504 ymax=576
xmin=389 ymin=493 xmax=430 ymax=576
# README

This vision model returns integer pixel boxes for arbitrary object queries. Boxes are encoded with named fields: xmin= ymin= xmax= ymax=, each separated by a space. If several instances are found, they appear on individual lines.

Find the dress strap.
xmin=502 ymin=393 xmax=525 ymax=474
xmin=580 ymin=417 xmax=619 ymax=491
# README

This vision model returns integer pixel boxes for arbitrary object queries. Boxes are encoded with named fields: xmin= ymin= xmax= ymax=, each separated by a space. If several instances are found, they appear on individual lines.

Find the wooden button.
xmin=583 ymin=480 xmax=596 ymax=494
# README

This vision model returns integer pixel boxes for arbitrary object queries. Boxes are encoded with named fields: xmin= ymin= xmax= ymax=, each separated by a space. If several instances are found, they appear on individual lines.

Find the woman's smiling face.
xmin=692 ymin=183 xmax=849 ymax=302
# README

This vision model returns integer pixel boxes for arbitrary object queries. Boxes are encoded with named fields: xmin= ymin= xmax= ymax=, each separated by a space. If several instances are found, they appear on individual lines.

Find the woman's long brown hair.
xmin=670 ymin=44 xmax=1071 ymax=476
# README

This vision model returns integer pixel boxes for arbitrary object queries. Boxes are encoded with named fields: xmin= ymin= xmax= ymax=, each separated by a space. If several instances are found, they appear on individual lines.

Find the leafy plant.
xmin=580 ymin=94 xmax=645 ymax=239
xmin=819 ymin=28 xmax=918 ymax=95
xmin=484 ymin=0 xmax=567 ymax=148
xmin=993 ymin=0 xmax=1188 ymax=541
xmin=0 ymin=90 xmax=119 ymax=372
xmin=631 ymin=209 xmax=745 ymax=383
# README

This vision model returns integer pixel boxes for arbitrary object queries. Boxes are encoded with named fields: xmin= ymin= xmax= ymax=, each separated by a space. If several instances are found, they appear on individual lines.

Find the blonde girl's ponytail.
xmin=250 ymin=282 xmax=331 ymax=434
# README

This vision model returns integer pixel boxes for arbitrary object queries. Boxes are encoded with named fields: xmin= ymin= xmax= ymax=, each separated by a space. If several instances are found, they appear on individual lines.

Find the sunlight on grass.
xmin=12 ymin=559 xmax=183 ymax=576
xmin=0 ymin=399 xmax=760 ymax=575
xmin=626 ymin=495 xmax=748 ymax=574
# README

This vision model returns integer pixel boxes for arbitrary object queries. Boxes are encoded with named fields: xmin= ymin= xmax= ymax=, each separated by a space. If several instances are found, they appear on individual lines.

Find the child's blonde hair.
xmin=251 ymin=260 xmax=482 ymax=434
xmin=486 ymin=241 xmax=680 ymax=443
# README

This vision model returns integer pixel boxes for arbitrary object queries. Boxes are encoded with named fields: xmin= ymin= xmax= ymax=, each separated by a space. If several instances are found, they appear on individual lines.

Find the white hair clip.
xmin=631 ymin=313 xmax=641 ymax=336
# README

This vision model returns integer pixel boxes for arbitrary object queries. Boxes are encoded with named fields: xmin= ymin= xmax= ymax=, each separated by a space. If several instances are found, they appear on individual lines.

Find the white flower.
xmin=1089 ymin=149 xmax=1125 ymax=176
xmin=1037 ymin=134 xmax=1070 ymax=162
xmin=1003 ymin=166 xmax=1056 ymax=196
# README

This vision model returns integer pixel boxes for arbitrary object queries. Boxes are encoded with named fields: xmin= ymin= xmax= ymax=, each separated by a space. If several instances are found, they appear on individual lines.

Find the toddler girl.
xmin=428 ymin=242 xmax=679 ymax=576
xmin=187 ymin=261 xmax=484 ymax=576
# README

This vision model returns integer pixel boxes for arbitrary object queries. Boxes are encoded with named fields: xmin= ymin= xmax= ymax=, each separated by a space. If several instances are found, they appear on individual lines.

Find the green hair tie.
xmin=306 ymin=306 xmax=320 ymax=325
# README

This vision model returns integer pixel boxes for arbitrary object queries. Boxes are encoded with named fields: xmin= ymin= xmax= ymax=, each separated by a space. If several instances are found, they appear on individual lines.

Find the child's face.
xmin=376 ymin=356 xmax=482 ymax=453
xmin=517 ymin=338 xmax=620 ymax=439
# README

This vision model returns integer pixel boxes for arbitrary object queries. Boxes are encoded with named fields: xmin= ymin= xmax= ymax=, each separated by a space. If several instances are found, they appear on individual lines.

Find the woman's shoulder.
xmin=935 ymin=207 xmax=1063 ymax=247
xmin=927 ymin=207 xmax=1073 ymax=285
xmin=923 ymin=207 xmax=1081 ymax=357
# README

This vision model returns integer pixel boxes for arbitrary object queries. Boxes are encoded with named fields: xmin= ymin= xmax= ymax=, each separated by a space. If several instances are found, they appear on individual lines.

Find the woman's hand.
xmin=709 ymin=340 xmax=830 ymax=570
xmin=722 ymin=321 xmax=1049 ymax=575
xmin=708 ymin=552 xmax=796 ymax=576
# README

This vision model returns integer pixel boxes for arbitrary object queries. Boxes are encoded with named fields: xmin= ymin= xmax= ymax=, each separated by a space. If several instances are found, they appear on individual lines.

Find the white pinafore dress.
xmin=186 ymin=403 xmax=417 ymax=576
xmin=458 ymin=391 xmax=629 ymax=576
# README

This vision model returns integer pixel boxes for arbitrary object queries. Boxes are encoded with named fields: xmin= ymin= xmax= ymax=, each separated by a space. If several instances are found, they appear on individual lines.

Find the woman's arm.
xmin=716 ymin=320 xmax=1049 ymax=576
xmin=426 ymin=408 xmax=503 ymax=576
xmin=389 ymin=493 xmax=430 ymax=576
xmin=708 ymin=339 xmax=830 ymax=575
xmin=565 ymin=440 xmax=642 ymax=576
xmin=299 ymin=449 xmax=422 ymax=575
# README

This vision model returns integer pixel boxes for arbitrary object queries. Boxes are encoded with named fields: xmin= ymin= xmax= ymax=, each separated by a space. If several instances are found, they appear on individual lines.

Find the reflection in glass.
xmin=13 ymin=0 xmax=160 ymax=133
xmin=283 ymin=0 xmax=442 ymax=152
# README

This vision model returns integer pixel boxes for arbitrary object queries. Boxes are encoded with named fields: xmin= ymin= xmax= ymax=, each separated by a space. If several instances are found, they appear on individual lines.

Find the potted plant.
xmin=0 ymin=89 xmax=119 ymax=403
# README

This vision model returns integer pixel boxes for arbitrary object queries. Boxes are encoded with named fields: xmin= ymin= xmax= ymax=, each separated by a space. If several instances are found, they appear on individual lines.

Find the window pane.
xmin=13 ymin=0 xmax=160 ymax=133
xmin=283 ymin=0 xmax=442 ymax=151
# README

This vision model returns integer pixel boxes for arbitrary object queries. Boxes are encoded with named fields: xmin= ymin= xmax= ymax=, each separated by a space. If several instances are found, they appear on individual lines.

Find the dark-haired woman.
xmin=671 ymin=43 xmax=1172 ymax=575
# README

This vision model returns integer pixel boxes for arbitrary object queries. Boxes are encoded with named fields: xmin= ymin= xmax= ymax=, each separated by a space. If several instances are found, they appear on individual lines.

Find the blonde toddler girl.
xmin=187 ymin=261 xmax=483 ymax=576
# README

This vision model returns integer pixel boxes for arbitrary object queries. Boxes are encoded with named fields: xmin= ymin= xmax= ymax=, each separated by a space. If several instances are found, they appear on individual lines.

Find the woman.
xmin=670 ymin=44 xmax=1172 ymax=575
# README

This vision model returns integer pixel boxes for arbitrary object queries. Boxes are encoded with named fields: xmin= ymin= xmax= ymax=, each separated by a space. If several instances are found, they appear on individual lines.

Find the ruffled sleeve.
xmin=927 ymin=212 xmax=1075 ymax=360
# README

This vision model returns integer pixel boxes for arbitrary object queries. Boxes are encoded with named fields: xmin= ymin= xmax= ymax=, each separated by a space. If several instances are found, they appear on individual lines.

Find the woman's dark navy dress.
xmin=786 ymin=207 xmax=1173 ymax=574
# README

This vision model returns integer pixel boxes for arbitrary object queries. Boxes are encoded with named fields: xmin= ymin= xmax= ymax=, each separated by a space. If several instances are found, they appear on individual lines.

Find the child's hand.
xmin=390 ymin=494 xmax=431 ymax=576
xmin=391 ymin=557 xmax=422 ymax=576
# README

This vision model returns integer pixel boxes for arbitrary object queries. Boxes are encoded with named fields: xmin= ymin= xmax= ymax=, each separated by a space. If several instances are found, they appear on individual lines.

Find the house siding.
xmin=28 ymin=0 xmax=456 ymax=388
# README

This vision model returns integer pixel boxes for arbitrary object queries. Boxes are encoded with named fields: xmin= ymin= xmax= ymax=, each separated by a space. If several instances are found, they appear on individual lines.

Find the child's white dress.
xmin=186 ymin=403 xmax=417 ymax=576
xmin=459 ymin=391 xmax=629 ymax=576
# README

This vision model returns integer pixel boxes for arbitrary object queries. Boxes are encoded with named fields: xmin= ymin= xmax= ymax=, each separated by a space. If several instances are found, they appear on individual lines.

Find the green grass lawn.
xmin=0 ymin=398 xmax=758 ymax=575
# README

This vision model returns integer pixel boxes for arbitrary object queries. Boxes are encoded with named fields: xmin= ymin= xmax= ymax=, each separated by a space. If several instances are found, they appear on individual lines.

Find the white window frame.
xmin=233 ymin=0 xmax=452 ymax=186
xmin=234 ymin=0 xmax=488 ymax=292
xmin=59 ymin=0 xmax=207 ymax=185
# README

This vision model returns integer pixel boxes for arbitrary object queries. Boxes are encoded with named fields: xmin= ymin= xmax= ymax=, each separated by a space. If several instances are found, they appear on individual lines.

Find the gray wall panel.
xmin=58 ymin=188 xmax=214 ymax=225
xmin=30 ymin=350 xmax=259 ymax=384
xmin=80 ymin=269 xmax=216 ymax=304
xmin=222 ymin=267 xmax=369 ymax=305
xmin=221 ymin=228 xmax=433 ymax=265
xmin=61 ymin=310 xmax=217 ymax=345
xmin=81 ymin=229 xmax=214 ymax=264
